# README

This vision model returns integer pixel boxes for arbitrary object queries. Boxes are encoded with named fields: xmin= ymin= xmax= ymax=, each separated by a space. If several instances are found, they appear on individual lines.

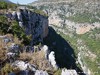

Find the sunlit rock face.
xmin=35 ymin=70 xmax=48 ymax=75
xmin=11 ymin=7 xmax=48 ymax=45
xmin=61 ymin=68 xmax=77 ymax=75
xmin=48 ymin=51 xmax=58 ymax=70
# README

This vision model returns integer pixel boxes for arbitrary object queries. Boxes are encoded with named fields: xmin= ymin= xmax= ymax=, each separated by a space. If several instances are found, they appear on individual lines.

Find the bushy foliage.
xmin=0 ymin=1 xmax=7 ymax=9
xmin=0 ymin=1 xmax=17 ymax=9
xmin=0 ymin=15 xmax=9 ymax=34
xmin=0 ymin=15 xmax=8 ymax=23
xmin=7 ymin=3 xmax=17 ymax=9
xmin=34 ymin=9 xmax=48 ymax=17
xmin=0 ymin=16 xmax=32 ymax=45
xmin=11 ymin=20 xmax=32 ymax=45
xmin=67 ymin=13 xmax=100 ymax=23
xmin=79 ymin=28 xmax=100 ymax=55
xmin=11 ymin=20 xmax=25 ymax=38
xmin=19 ymin=5 xmax=48 ymax=17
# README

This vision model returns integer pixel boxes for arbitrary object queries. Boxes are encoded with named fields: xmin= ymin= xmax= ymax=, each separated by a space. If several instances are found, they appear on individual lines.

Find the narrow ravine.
xmin=43 ymin=27 xmax=85 ymax=75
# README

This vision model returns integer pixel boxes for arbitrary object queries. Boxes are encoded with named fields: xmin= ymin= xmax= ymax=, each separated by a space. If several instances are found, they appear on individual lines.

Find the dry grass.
xmin=19 ymin=50 xmax=54 ymax=72
xmin=0 ymin=63 xmax=21 ymax=75
xmin=0 ymin=33 xmax=54 ymax=74
xmin=0 ymin=34 xmax=20 ymax=62
xmin=13 ymin=36 xmax=22 ymax=45
xmin=0 ymin=37 xmax=8 ymax=61
xmin=0 ymin=38 xmax=3 ymax=49
xmin=0 ymin=49 xmax=7 ymax=61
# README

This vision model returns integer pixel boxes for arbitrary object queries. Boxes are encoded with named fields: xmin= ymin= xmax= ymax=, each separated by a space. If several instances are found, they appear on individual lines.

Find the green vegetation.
xmin=0 ymin=15 xmax=8 ymax=23
xmin=79 ymin=29 xmax=100 ymax=55
xmin=17 ymin=4 xmax=48 ymax=17
xmin=33 ymin=9 xmax=48 ymax=17
xmin=54 ymin=69 xmax=62 ymax=75
xmin=0 ymin=1 xmax=17 ymax=9
xmin=0 ymin=15 xmax=9 ymax=34
xmin=79 ymin=28 xmax=100 ymax=75
xmin=27 ymin=5 xmax=37 ymax=10
xmin=0 ymin=1 xmax=7 ymax=9
xmin=26 ymin=5 xmax=48 ymax=17
xmin=67 ymin=13 xmax=100 ymax=23
xmin=11 ymin=20 xmax=32 ymax=45
xmin=83 ymin=56 xmax=100 ymax=75
xmin=0 ymin=15 xmax=32 ymax=45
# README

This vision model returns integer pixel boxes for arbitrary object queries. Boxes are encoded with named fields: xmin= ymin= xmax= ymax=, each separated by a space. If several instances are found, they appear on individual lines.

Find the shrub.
xmin=0 ymin=15 xmax=8 ymax=23
xmin=54 ymin=69 xmax=62 ymax=75
xmin=11 ymin=20 xmax=32 ymax=45
xmin=0 ymin=15 xmax=9 ymax=34
xmin=0 ymin=1 xmax=7 ymax=9
xmin=0 ymin=1 xmax=17 ymax=9
xmin=67 ymin=13 xmax=100 ymax=23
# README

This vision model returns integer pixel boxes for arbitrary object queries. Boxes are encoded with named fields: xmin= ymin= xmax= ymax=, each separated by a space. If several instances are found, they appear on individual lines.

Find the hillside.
xmin=29 ymin=0 xmax=100 ymax=75
xmin=0 ymin=0 xmax=16 ymax=9
xmin=0 ymin=0 xmax=13 ymax=3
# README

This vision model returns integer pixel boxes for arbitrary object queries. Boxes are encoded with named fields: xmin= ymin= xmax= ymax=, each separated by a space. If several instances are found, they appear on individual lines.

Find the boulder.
xmin=28 ymin=64 xmax=37 ymax=72
xmin=35 ymin=70 xmax=48 ymax=75
xmin=42 ymin=45 xmax=49 ymax=59
xmin=12 ymin=11 xmax=18 ymax=20
xmin=8 ymin=43 xmax=20 ymax=53
xmin=3 ymin=37 xmax=13 ymax=44
xmin=12 ymin=60 xmax=29 ymax=71
xmin=61 ymin=68 xmax=77 ymax=75
xmin=6 ymin=52 xmax=16 ymax=59
xmin=17 ymin=11 xmax=22 ymax=21
xmin=48 ymin=51 xmax=58 ymax=70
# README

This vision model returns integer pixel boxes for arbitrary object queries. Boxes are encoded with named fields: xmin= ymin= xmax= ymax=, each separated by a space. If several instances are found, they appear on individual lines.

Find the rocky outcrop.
xmin=48 ymin=51 xmax=58 ymax=70
xmin=61 ymin=68 xmax=77 ymax=75
xmin=35 ymin=70 xmax=48 ymax=75
xmin=6 ymin=6 xmax=48 ymax=45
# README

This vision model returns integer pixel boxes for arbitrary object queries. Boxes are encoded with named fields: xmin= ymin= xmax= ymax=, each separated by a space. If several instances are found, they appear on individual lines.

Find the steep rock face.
xmin=7 ymin=7 xmax=48 ymax=45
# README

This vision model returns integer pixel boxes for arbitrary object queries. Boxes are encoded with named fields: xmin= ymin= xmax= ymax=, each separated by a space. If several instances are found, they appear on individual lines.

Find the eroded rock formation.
xmin=6 ymin=6 xmax=48 ymax=45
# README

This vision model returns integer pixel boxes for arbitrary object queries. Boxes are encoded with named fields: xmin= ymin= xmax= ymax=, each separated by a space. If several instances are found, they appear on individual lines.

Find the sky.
xmin=10 ymin=0 xmax=37 ymax=4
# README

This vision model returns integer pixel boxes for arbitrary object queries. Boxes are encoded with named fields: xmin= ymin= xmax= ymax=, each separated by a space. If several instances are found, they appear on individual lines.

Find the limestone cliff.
xmin=6 ymin=6 xmax=48 ymax=45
